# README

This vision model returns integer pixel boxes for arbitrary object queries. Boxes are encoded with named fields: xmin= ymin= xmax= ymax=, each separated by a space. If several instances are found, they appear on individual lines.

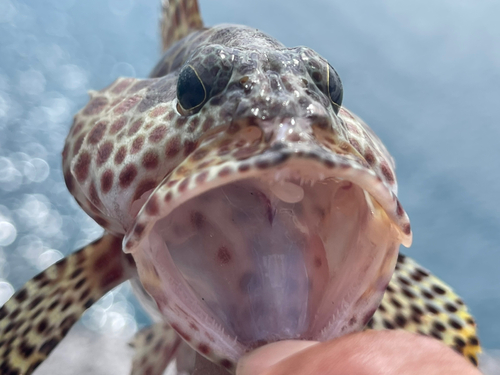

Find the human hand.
xmin=236 ymin=330 xmax=481 ymax=375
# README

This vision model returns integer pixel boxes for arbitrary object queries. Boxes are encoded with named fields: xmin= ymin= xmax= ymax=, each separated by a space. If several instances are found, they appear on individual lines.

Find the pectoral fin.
xmin=0 ymin=233 xmax=135 ymax=375
xmin=130 ymin=322 xmax=195 ymax=375
xmin=368 ymin=254 xmax=481 ymax=366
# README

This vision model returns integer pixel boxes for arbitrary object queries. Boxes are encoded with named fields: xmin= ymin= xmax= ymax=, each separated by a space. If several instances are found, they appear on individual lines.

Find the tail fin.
xmin=161 ymin=0 xmax=204 ymax=51
xmin=0 ymin=234 xmax=135 ymax=375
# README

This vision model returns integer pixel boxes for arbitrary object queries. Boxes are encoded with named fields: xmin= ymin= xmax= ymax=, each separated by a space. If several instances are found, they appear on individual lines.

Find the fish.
xmin=0 ymin=0 xmax=481 ymax=374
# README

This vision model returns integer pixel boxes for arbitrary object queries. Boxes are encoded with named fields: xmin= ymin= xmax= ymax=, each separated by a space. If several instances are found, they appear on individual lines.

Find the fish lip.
xmin=124 ymin=144 xmax=411 ymax=252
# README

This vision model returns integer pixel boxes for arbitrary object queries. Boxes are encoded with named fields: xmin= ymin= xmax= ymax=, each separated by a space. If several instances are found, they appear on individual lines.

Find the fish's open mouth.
xmin=125 ymin=147 xmax=409 ymax=364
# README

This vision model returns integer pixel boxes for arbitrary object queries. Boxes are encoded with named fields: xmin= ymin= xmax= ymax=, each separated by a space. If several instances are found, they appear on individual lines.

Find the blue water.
xmin=0 ymin=0 xmax=499 ymax=349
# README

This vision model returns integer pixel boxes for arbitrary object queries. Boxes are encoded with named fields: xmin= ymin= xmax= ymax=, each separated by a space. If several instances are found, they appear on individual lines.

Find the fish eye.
xmin=177 ymin=65 xmax=207 ymax=112
xmin=327 ymin=64 xmax=343 ymax=114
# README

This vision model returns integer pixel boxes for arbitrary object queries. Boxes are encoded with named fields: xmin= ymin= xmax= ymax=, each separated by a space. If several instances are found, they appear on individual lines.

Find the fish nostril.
xmin=239 ymin=76 xmax=253 ymax=94
xmin=269 ymin=142 xmax=286 ymax=151
xmin=314 ymin=117 xmax=330 ymax=131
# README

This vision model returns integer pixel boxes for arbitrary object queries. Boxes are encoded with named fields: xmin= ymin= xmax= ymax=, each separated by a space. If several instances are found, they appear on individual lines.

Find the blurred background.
xmin=0 ymin=0 xmax=499 ymax=371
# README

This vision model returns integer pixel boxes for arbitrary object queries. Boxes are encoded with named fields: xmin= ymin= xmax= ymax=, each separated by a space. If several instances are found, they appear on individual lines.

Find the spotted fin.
xmin=368 ymin=254 xmax=481 ymax=366
xmin=0 ymin=234 xmax=135 ymax=375
xmin=130 ymin=322 xmax=195 ymax=375
xmin=161 ymin=0 xmax=204 ymax=51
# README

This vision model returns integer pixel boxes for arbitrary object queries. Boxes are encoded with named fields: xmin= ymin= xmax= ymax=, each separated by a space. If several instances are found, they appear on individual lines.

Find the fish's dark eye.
xmin=327 ymin=65 xmax=343 ymax=114
xmin=177 ymin=65 xmax=207 ymax=111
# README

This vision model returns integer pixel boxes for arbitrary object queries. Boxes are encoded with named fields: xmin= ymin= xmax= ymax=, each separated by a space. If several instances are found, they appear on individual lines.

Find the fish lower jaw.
xmin=130 ymin=174 xmax=402 ymax=367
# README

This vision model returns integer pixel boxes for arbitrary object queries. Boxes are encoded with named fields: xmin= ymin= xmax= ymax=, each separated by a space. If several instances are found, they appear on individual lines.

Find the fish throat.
xmin=129 ymin=153 xmax=402 ymax=354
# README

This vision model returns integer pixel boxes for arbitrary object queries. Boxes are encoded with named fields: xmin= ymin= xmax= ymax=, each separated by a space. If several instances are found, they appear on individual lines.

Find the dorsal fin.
xmin=0 ymin=234 xmax=135 ymax=375
xmin=161 ymin=0 xmax=204 ymax=51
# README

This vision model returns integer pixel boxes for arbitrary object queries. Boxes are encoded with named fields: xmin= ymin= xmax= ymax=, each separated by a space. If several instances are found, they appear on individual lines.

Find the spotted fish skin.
xmin=0 ymin=234 xmax=135 ymax=375
xmin=369 ymin=254 xmax=481 ymax=365
xmin=63 ymin=23 xmax=411 ymax=241
xmin=61 ymin=20 xmax=413 ymax=368
xmin=0 ymin=0 xmax=481 ymax=374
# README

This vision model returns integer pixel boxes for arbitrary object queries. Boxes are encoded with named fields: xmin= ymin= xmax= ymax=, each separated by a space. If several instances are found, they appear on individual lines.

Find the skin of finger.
xmin=237 ymin=330 xmax=482 ymax=375
xmin=236 ymin=340 xmax=319 ymax=375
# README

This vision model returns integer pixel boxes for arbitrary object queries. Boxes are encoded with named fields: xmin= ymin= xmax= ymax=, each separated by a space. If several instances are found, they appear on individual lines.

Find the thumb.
xmin=236 ymin=340 xmax=319 ymax=375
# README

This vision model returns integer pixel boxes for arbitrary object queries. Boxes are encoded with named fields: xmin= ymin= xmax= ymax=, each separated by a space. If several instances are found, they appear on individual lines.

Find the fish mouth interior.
xmin=145 ymin=172 xmax=399 ymax=348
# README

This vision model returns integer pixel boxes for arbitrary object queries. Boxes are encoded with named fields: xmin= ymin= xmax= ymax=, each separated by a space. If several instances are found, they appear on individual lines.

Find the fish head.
xmin=63 ymin=31 xmax=412 ymax=368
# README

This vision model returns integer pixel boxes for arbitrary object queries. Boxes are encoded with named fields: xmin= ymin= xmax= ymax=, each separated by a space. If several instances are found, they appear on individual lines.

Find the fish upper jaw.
xmin=122 ymin=122 xmax=410 ymax=366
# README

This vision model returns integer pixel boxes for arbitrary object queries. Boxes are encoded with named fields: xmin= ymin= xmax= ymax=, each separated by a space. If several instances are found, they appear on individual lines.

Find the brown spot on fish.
xmin=74 ymin=152 xmax=91 ymax=183
xmin=430 ymin=330 xmax=443 ymax=340
xmin=39 ymin=338 xmax=59 ymax=356
xmin=432 ymin=285 xmax=446 ymax=295
xmin=146 ymin=196 xmax=159 ymax=216
xmin=14 ymin=289 xmax=28 ymax=303
xmin=218 ymin=167 xmax=232 ymax=177
xmin=84 ymin=97 xmax=108 ymax=116
xmin=383 ymin=319 xmax=395 ymax=329
xmin=402 ymin=223 xmax=411 ymax=235
xmin=395 ymin=314 xmax=407 ymax=328
xmin=142 ymin=151 xmax=159 ymax=169
xmin=64 ymin=170 xmax=74 ymax=192
xmin=195 ymin=171 xmax=208 ymax=184
xmin=238 ymin=163 xmax=251 ymax=172
xmin=149 ymin=126 xmax=168 ymax=143
xmin=187 ymin=117 xmax=200 ymax=133
xmin=178 ymin=178 xmax=190 ymax=192
xmin=175 ymin=116 xmax=188 ymax=128
xmin=165 ymin=137 xmax=181 ymax=158
xmin=422 ymin=290 xmax=434 ymax=300
xmin=100 ymin=169 xmax=114 ymax=194
xmin=220 ymin=359 xmax=234 ymax=370
xmin=131 ymin=136 xmax=145 ymax=154
xmin=128 ymin=119 xmax=143 ymax=136
xmin=119 ymin=164 xmax=138 ymax=188
xmin=171 ymin=324 xmax=191 ymax=342
xmin=96 ymin=142 xmax=113 ymax=166
xmin=449 ymin=319 xmax=463 ymax=330
xmin=198 ymin=343 xmax=210 ymax=355
xmin=390 ymin=297 xmax=402 ymax=309
xmin=455 ymin=337 xmax=466 ymax=348
xmin=73 ymin=134 xmax=85 ymax=156
xmin=183 ymin=140 xmax=198 ymax=156
xmin=110 ymin=116 xmax=127 ymax=134
xmin=190 ymin=211 xmax=204 ymax=229
xmin=87 ymin=121 xmax=107 ymax=145
xmin=71 ymin=121 xmax=84 ymax=136
xmin=114 ymin=146 xmax=127 ymax=165
xmin=364 ymin=151 xmax=375 ymax=165
xmin=112 ymin=78 xmax=134 ymax=94
xmin=149 ymin=106 xmax=168 ymax=118
xmin=401 ymin=288 xmax=416 ymax=299
xmin=114 ymin=95 xmax=141 ymax=114
xmin=217 ymin=246 xmax=232 ymax=265
xmin=468 ymin=355 xmax=478 ymax=367
xmin=425 ymin=303 xmax=439 ymax=315
xmin=191 ymin=148 xmax=208 ymax=161
xmin=202 ymin=116 xmax=214 ymax=131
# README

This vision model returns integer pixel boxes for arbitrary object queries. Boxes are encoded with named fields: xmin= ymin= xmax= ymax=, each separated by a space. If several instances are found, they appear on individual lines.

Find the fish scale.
xmin=0 ymin=0 xmax=480 ymax=374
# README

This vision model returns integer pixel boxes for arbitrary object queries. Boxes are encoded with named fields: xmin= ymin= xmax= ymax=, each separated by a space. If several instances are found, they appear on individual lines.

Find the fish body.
xmin=0 ymin=1 xmax=480 ymax=374
xmin=64 ymin=21 xmax=410 ymax=366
